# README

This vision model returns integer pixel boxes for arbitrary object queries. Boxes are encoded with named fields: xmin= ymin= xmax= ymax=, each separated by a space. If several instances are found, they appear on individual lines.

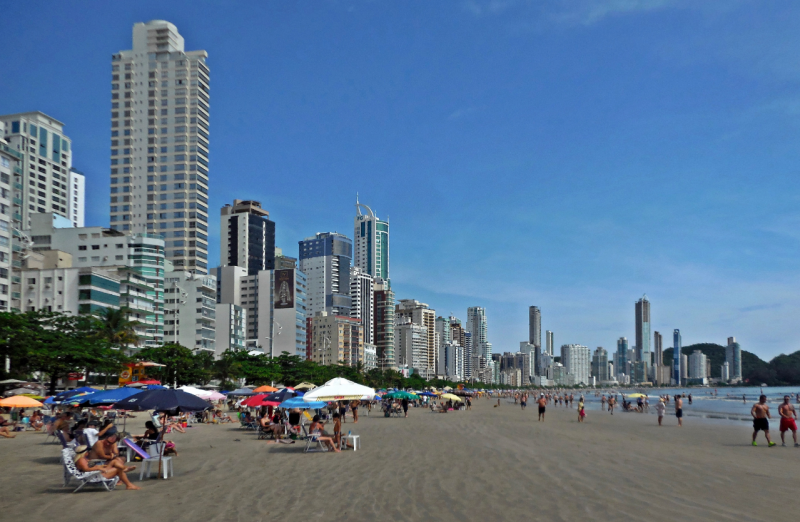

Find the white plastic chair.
xmin=139 ymin=442 xmax=174 ymax=480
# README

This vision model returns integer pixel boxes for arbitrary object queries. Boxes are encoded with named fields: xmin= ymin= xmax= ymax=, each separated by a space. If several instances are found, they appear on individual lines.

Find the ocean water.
xmin=544 ymin=386 xmax=800 ymax=423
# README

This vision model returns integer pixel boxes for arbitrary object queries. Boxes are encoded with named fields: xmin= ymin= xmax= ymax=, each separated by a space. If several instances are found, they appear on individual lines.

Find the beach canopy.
xmin=303 ymin=378 xmax=375 ymax=402
xmin=278 ymin=397 xmax=326 ymax=409
xmin=178 ymin=386 xmax=214 ymax=397
xmin=292 ymin=382 xmax=317 ymax=391
xmin=253 ymin=385 xmax=278 ymax=393
xmin=0 ymin=395 xmax=44 ymax=408
xmin=0 ymin=378 xmax=26 ymax=385
xmin=384 ymin=391 xmax=419 ymax=400
xmin=440 ymin=393 xmax=463 ymax=402
xmin=205 ymin=392 xmax=226 ymax=401
xmin=418 ymin=391 xmax=438 ymax=397
xmin=227 ymin=388 xmax=255 ymax=396
xmin=111 ymin=389 xmax=212 ymax=413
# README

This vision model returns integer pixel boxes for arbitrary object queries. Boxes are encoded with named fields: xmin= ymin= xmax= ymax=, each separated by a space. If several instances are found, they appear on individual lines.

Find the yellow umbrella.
xmin=20 ymin=394 xmax=45 ymax=400
xmin=626 ymin=393 xmax=646 ymax=398
xmin=440 ymin=393 xmax=463 ymax=402
xmin=0 ymin=396 xmax=44 ymax=408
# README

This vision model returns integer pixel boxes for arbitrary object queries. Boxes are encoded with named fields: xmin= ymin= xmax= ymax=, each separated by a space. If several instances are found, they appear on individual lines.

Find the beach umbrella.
xmin=0 ymin=378 xmax=26 ymax=385
xmin=440 ymin=393 xmax=463 ymax=402
xmin=110 ymin=388 xmax=212 ymax=414
xmin=0 ymin=396 xmax=44 ymax=408
xmin=292 ymin=382 xmax=317 ymax=391
xmin=419 ymin=391 xmax=438 ymax=397
xmin=74 ymin=387 xmax=144 ymax=406
xmin=253 ymin=385 xmax=278 ymax=393
xmin=227 ymin=388 xmax=255 ymax=396
xmin=3 ymin=387 xmax=38 ymax=396
xmin=384 ymin=391 xmax=419 ymax=400
xmin=240 ymin=394 xmax=269 ymax=408
xmin=205 ymin=392 xmax=226 ymax=401
xmin=302 ymin=378 xmax=375 ymax=402
xmin=627 ymin=393 xmax=647 ymax=398
xmin=261 ymin=388 xmax=298 ymax=405
xmin=20 ymin=394 xmax=45 ymax=400
xmin=278 ymin=397 xmax=326 ymax=409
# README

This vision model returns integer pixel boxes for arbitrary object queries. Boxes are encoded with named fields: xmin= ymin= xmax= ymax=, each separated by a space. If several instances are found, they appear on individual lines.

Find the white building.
xmin=0 ymin=112 xmax=80 ymax=229
xmin=272 ymin=267 xmax=307 ymax=358
xmin=0 ymin=130 xmax=19 ymax=311
xmin=17 ymin=265 xmax=120 ymax=315
xmin=688 ymin=349 xmax=707 ymax=382
xmin=354 ymin=198 xmax=389 ymax=280
xmin=396 ymin=299 xmax=436 ymax=378
xmin=298 ymin=232 xmax=351 ymax=318
xmin=110 ymin=20 xmax=211 ymax=274
xmin=349 ymin=266 xmax=374 ymax=345
xmin=560 ymin=344 xmax=590 ymax=385
xmin=394 ymin=318 xmax=428 ymax=377
xmin=439 ymin=340 xmax=464 ymax=381
xmin=721 ymin=361 xmax=730 ymax=382
xmin=467 ymin=307 xmax=489 ymax=359
xmin=363 ymin=343 xmax=377 ymax=371
xmin=216 ymin=265 xmax=273 ymax=355
xmin=26 ymin=213 xmax=165 ymax=349
xmin=164 ymin=270 xmax=216 ymax=353
xmin=215 ymin=303 xmax=246 ymax=355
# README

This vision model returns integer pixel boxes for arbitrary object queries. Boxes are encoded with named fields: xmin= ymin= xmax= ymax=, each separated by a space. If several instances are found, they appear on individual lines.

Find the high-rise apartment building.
xmin=561 ymin=344 xmax=590 ymax=385
xmin=528 ymin=306 xmax=541 ymax=347
xmin=545 ymin=330 xmax=554 ymax=356
xmin=395 ymin=317 xmax=428 ymax=374
xmin=725 ymin=336 xmax=742 ymax=383
xmin=654 ymin=331 xmax=663 ymax=366
xmin=354 ymin=198 xmax=389 ymax=280
xmin=164 ymin=270 xmax=216 ymax=353
xmin=0 ymin=112 xmax=80 ymax=228
xmin=349 ymin=267 xmax=374 ymax=346
xmin=467 ymin=306 xmax=489 ymax=359
xmin=396 ymin=299 xmax=436 ymax=379
xmin=309 ymin=310 xmax=364 ymax=367
xmin=110 ymin=20 xmax=211 ymax=273
xmin=688 ymin=349 xmax=707 ymax=381
xmin=0 ymin=131 xmax=19 ymax=311
xmin=67 ymin=168 xmax=86 ymax=227
xmin=298 ymin=232 xmax=352 ymax=318
xmin=635 ymin=295 xmax=651 ymax=364
xmin=272 ymin=267 xmax=307 ymax=358
xmin=215 ymin=303 xmax=246 ymax=355
xmin=592 ymin=347 xmax=609 ymax=382
xmin=673 ymin=329 xmax=682 ymax=385
xmin=373 ymin=278 xmax=395 ymax=370
xmin=220 ymin=199 xmax=274 ymax=275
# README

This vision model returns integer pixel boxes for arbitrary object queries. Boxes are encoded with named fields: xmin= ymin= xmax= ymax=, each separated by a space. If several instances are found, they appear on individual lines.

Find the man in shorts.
xmin=537 ymin=394 xmax=546 ymax=422
xmin=778 ymin=395 xmax=798 ymax=447
xmin=751 ymin=395 xmax=776 ymax=447
xmin=674 ymin=395 xmax=683 ymax=427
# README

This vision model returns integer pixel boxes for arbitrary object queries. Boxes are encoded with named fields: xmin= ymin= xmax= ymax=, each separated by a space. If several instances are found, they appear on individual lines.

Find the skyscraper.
xmin=546 ymin=330 xmax=554 ymax=356
xmin=635 ymin=295 xmax=651 ymax=363
xmin=561 ymin=344 xmax=590 ymax=385
xmin=673 ymin=329 xmax=682 ymax=385
xmin=373 ymin=278 xmax=395 ymax=370
xmin=350 ymin=266 xmax=374 ymax=345
xmin=298 ymin=232 xmax=352 ymax=318
xmin=110 ymin=20 xmax=211 ymax=273
xmin=725 ymin=336 xmax=742 ymax=383
xmin=0 ymin=112 xmax=80 ymax=228
xmin=528 ymin=306 xmax=541 ymax=348
xmin=654 ymin=331 xmax=663 ymax=366
xmin=220 ymin=199 xmax=275 ymax=275
xmin=354 ymin=198 xmax=389 ymax=281
xmin=591 ymin=347 xmax=609 ymax=382
xmin=467 ymin=306 xmax=489 ymax=359
xmin=395 ymin=299 xmax=436 ymax=379
xmin=616 ymin=337 xmax=629 ymax=379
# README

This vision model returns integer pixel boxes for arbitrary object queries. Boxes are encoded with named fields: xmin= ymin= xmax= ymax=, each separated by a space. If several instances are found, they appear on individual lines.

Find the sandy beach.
xmin=1 ymin=398 xmax=797 ymax=521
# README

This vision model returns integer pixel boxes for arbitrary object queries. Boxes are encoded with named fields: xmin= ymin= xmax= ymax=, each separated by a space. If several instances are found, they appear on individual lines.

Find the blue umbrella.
xmin=75 ymin=387 xmax=144 ymax=405
xmin=111 ymin=389 xmax=212 ymax=413
xmin=262 ymin=388 xmax=298 ymax=404
xmin=144 ymin=384 xmax=166 ymax=390
xmin=419 ymin=392 xmax=438 ymax=397
xmin=278 ymin=397 xmax=326 ymax=409
xmin=53 ymin=386 xmax=97 ymax=402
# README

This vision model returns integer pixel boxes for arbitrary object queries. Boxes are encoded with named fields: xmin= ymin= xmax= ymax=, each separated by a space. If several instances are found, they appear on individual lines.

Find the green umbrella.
xmin=384 ymin=391 xmax=419 ymax=400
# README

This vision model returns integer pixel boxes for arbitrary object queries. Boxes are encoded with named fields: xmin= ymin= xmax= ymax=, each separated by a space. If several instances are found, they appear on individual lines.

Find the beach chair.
xmin=60 ymin=448 xmax=119 ymax=493
xmin=138 ymin=442 xmax=174 ymax=480
xmin=303 ymin=430 xmax=328 ymax=453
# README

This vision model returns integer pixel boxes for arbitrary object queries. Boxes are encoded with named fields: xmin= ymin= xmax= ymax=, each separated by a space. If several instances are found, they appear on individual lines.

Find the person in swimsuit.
xmin=675 ymin=395 xmax=683 ymax=427
xmin=520 ymin=393 xmax=527 ymax=410
xmin=578 ymin=400 xmax=586 ymax=423
xmin=350 ymin=400 xmax=360 ymax=424
xmin=751 ymin=395 xmax=775 ymax=446
xmin=601 ymin=395 xmax=607 ymax=411
xmin=537 ymin=394 xmax=547 ymax=421
xmin=778 ymin=395 xmax=798 ymax=447
xmin=608 ymin=396 xmax=615 ymax=415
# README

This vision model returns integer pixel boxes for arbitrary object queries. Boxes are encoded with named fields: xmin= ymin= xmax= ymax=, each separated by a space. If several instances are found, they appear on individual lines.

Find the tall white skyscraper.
xmin=68 ymin=168 xmax=85 ymax=227
xmin=298 ymin=232 xmax=352 ymax=318
xmin=561 ymin=344 xmax=590 ymax=385
xmin=354 ymin=197 xmax=389 ymax=281
xmin=110 ymin=20 xmax=211 ymax=273
xmin=350 ymin=266 xmax=374 ymax=345
xmin=545 ymin=330 xmax=554 ymax=356
xmin=466 ymin=306 xmax=489 ymax=359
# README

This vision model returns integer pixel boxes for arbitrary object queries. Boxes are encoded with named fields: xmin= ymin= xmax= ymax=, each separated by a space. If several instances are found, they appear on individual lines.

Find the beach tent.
xmin=253 ymin=385 xmax=278 ymax=393
xmin=205 ymin=392 xmax=226 ymax=401
xmin=227 ymin=388 xmax=255 ymax=396
xmin=0 ymin=379 xmax=26 ymax=385
xmin=303 ymin=378 xmax=375 ymax=402
xmin=0 ymin=396 xmax=44 ymax=408
xmin=293 ymin=382 xmax=317 ymax=391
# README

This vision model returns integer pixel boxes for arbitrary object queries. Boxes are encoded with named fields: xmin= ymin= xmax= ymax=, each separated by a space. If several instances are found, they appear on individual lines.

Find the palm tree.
xmin=94 ymin=307 xmax=139 ymax=388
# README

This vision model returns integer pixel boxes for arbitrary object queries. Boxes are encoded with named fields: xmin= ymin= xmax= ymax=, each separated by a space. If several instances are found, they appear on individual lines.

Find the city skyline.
xmin=2 ymin=3 xmax=798 ymax=359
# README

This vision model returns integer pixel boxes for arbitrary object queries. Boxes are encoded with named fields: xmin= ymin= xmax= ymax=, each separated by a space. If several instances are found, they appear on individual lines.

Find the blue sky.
xmin=2 ymin=1 xmax=800 ymax=361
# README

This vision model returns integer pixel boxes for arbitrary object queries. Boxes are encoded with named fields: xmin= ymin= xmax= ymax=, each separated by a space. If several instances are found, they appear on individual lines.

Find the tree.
xmin=94 ymin=307 xmax=139 ymax=350
xmin=137 ymin=343 xmax=196 ymax=386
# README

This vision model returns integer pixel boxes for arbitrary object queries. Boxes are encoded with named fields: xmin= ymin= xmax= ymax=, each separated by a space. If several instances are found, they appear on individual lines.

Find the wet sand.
xmin=1 ymin=398 xmax=796 ymax=521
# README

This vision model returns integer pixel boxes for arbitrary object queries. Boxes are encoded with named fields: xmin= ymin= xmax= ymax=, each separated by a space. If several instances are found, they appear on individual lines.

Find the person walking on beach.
xmin=743 ymin=394 xmax=746 ymax=404
xmin=601 ymin=395 xmax=607 ymax=411
xmin=675 ymin=395 xmax=683 ymax=427
xmin=688 ymin=394 xmax=693 ymax=405
xmin=751 ymin=395 xmax=776 ymax=447
xmin=608 ymin=396 xmax=615 ymax=415
xmin=778 ymin=395 xmax=798 ymax=447
xmin=537 ymin=394 xmax=547 ymax=421
xmin=655 ymin=398 xmax=666 ymax=426
xmin=350 ymin=400 xmax=360 ymax=424
xmin=401 ymin=397 xmax=409 ymax=418
xmin=578 ymin=400 xmax=586 ymax=423
xmin=569 ymin=394 xmax=574 ymax=408
xmin=521 ymin=393 xmax=527 ymax=410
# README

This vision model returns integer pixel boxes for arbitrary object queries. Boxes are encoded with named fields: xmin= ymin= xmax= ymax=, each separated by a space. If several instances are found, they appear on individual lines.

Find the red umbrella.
xmin=241 ymin=394 xmax=270 ymax=407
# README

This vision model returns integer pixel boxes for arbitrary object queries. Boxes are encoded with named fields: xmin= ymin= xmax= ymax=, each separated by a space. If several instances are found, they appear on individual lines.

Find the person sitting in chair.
xmin=73 ymin=445 xmax=140 ymax=490
xmin=309 ymin=415 xmax=340 ymax=452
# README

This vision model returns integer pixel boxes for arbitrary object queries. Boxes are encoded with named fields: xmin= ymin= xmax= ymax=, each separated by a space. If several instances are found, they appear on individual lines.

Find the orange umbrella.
xmin=0 ymin=396 xmax=44 ymax=408
xmin=253 ymin=385 xmax=278 ymax=393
